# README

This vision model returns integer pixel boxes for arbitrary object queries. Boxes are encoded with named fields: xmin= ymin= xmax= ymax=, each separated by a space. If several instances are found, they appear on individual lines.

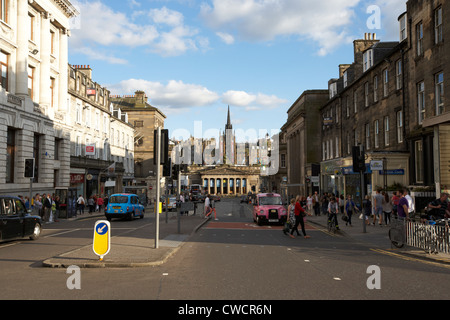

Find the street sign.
xmin=370 ymin=160 xmax=383 ymax=171
xmin=93 ymin=220 xmax=111 ymax=260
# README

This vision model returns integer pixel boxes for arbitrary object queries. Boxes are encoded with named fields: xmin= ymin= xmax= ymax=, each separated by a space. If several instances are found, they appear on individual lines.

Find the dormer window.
xmin=329 ymin=82 xmax=337 ymax=99
xmin=363 ymin=49 xmax=373 ymax=72
xmin=399 ymin=13 xmax=407 ymax=42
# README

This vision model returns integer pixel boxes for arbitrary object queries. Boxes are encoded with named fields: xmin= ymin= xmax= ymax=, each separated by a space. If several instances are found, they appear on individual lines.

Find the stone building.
xmin=282 ymin=90 xmax=329 ymax=197
xmin=0 ymin=0 xmax=78 ymax=197
xmin=406 ymin=0 xmax=449 ymax=194
xmin=320 ymin=33 xmax=411 ymax=200
xmin=110 ymin=91 xmax=166 ymax=200
xmin=67 ymin=65 xmax=135 ymax=198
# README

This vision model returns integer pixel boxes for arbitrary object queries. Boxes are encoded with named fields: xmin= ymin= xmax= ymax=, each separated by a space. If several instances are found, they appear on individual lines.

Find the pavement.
xmin=42 ymin=210 xmax=210 ymax=268
xmin=305 ymin=213 xmax=450 ymax=266
xmin=42 ymin=207 xmax=450 ymax=268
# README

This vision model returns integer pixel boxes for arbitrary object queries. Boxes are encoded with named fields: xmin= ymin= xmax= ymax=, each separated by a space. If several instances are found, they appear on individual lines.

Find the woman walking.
xmin=382 ymin=191 xmax=392 ymax=225
xmin=284 ymin=198 xmax=296 ymax=236
xmin=290 ymin=196 xmax=310 ymax=239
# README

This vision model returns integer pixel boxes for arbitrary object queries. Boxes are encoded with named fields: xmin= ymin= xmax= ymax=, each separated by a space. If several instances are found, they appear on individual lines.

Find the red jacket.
xmin=295 ymin=202 xmax=305 ymax=216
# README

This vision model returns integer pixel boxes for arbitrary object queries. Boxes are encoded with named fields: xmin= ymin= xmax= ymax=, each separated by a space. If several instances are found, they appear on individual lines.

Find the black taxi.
xmin=0 ymin=196 xmax=42 ymax=241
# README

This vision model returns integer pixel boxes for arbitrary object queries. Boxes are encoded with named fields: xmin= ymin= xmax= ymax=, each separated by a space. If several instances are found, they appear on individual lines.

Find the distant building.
xmin=110 ymin=91 xmax=166 ymax=200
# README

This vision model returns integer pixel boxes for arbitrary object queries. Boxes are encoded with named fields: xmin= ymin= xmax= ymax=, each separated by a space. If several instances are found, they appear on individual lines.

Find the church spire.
xmin=225 ymin=105 xmax=232 ymax=130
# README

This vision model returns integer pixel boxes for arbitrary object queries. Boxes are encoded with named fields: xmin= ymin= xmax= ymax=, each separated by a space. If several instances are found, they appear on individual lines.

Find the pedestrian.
xmin=391 ymin=191 xmax=399 ymax=217
xmin=290 ymin=195 xmax=310 ymax=239
xmin=339 ymin=195 xmax=345 ymax=214
xmin=76 ymin=195 xmax=85 ymax=215
xmin=373 ymin=189 xmax=384 ymax=226
xmin=204 ymin=194 xmax=211 ymax=218
xmin=396 ymin=190 xmax=409 ymax=220
xmin=327 ymin=196 xmax=340 ymax=230
xmin=403 ymin=189 xmax=415 ymax=218
xmin=97 ymin=196 xmax=104 ymax=213
xmin=88 ymin=196 xmax=95 ymax=214
xmin=382 ymin=191 xmax=392 ymax=225
xmin=313 ymin=191 xmax=320 ymax=216
xmin=363 ymin=195 xmax=372 ymax=225
xmin=427 ymin=193 xmax=449 ymax=220
xmin=283 ymin=198 xmax=295 ymax=236
xmin=24 ymin=196 xmax=30 ymax=210
xmin=43 ymin=193 xmax=52 ymax=223
xmin=33 ymin=194 xmax=42 ymax=217
xmin=321 ymin=193 xmax=329 ymax=216
xmin=344 ymin=195 xmax=357 ymax=227
xmin=306 ymin=194 xmax=313 ymax=214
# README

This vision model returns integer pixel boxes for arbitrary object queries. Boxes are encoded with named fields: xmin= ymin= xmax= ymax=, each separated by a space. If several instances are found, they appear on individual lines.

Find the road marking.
xmin=43 ymin=229 xmax=81 ymax=238
xmin=370 ymin=248 xmax=450 ymax=269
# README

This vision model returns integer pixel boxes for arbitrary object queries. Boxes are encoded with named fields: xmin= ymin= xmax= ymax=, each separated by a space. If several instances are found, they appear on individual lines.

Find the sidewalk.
xmin=305 ymin=213 xmax=450 ymax=266
xmin=42 ymin=211 xmax=210 ymax=268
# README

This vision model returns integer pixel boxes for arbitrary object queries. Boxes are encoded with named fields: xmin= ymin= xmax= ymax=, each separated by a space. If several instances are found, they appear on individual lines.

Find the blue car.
xmin=105 ymin=194 xmax=145 ymax=221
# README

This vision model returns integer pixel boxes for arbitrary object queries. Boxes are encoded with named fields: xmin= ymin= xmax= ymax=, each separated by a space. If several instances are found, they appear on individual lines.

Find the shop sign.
xmin=70 ymin=174 xmax=85 ymax=184
xmin=85 ymin=144 xmax=95 ymax=156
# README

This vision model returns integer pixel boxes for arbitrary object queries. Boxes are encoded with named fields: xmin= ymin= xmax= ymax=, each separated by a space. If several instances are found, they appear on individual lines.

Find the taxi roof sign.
xmin=93 ymin=220 xmax=111 ymax=260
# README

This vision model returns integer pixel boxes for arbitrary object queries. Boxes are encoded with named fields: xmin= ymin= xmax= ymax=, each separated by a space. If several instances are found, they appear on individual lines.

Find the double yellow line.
xmin=371 ymin=248 xmax=450 ymax=269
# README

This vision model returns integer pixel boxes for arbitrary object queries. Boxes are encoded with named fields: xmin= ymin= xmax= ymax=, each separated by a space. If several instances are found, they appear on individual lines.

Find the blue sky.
xmin=68 ymin=0 xmax=407 ymax=142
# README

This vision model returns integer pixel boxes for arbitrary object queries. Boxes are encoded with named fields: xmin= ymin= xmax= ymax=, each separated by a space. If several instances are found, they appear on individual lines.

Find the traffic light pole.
xmin=155 ymin=127 xmax=161 ymax=249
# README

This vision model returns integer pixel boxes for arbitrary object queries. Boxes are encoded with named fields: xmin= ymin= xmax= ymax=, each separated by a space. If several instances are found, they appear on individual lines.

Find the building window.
xmin=364 ymin=82 xmax=369 ymax=107
xmin=416 ymin=22 xmax=423 ymax=56
xmin=33 ymin=134 xmax=40 ymax=183
xmin=435 ymin=72 xmax=444 ymax=115
xmin=54 ymin=138 xmax=61 ymax=160
xmin=363 ymin=49 xmax=373 ymax=72
xmin=373 ymin=75 xmax=378 ymax=103
xmin=50 ymin=77 xmax=55 ymax=108
xmin=354 ymin=129 xmax=358 ymax=146
xmin=384 ymin=116 xmax=390 ymax=146
xmin=354 ymin=91 xmax=358 ymax=113
xmin=335 ymin=137 xmax=339 ymax=158
xmin=397 ymin=111 xmax=403 ymax=143
xmin=75 ymin=136 xmax=81 ymax=156
xmin=50 ymin=30 xmax=55 ymax=55
xmin=435 ymin=6 xmax=443 ymax=44
xmin=345 ymin=96 xmax=349 ymax=118
xmin=6 ymin=128 xmax=15 ymax=183
xmin=399 ymin=14 xmax=407 ymax=42
xmin=383 ymin=68 xmax=389 ymax=97
xmin=347 ymin=132 xmax=351 ymax=155
xmin=365 ymin=123 xmax=370 ymax=150
xmin=343 ymin=71 xmax=348 ymax=88
xmin=280 ymin=154 xmax=286 ymax=168
xmin=28 ymin=13 xmax=35 ymax=41
xmin=76 ymin=103 xmax=82 ymax=124
xmin=28 ymin=66 xmax=34 ymax=99
xmin=1 ymin=0 xmax=8 ymax=23
xmin=0 ymin=51 xmax=8 ymax=91
xmin=418 ymin=82 xmax=425 ymax=124
xmin=374 ymin=120 xmax=379 ymax=149
xmin=396 ymin=60 xmax=402 ymax=90
xmin=134 ymin=120 xmax=144 ymax=128
xmin=415 ymin=140 xmax=424 ymax=183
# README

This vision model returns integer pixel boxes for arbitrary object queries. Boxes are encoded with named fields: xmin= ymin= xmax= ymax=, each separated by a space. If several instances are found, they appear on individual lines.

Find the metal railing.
xmin=389 ymin=217 xmax=450 ymax=254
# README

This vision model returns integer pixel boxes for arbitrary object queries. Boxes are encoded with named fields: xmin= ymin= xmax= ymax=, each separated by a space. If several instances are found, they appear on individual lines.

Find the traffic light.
xmin=163 ymin=158 xmax=172 ymax=177
xmin=153 ymin=129 xmax=169 ymax=165
xmin=352 ymin=146 xmax=366 ymax=173
xmin=24 ymin=158 xmax=35 ymax=178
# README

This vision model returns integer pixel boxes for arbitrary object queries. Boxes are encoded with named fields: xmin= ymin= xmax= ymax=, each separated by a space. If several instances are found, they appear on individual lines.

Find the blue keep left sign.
xmin=96 ymin=222 xmax=108 ymax=235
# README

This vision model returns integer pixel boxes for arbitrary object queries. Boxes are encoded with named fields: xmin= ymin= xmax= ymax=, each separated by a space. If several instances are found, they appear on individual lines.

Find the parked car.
xmin=105 ymin=194 xmax=145 ymax=221
xmin=210 ymin=195 xmax=221 ymax=202
xmin=161 ymin=196 xmax=177 ymax=211
xmin=252 ymin=193 xmax=287 ymax=226
xmin=0 ymin=196 xmax=42 ymax=241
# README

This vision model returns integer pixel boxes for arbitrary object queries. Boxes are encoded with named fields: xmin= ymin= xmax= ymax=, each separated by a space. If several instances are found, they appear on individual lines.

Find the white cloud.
xmin=222 ymin=90 xmax=287 ymax=110
xmin=108 ymin=79 xmax=287 ymax=113
xmin=70 ymin=1 xmax=206 ymax=58
xmin=371 ymin=0 xmax=407 ymax=40
xmin=73 ymin=47 xmax=128 ymax=65
xmin=216 ymin=32 xmax=235 ymax=44
xmin=109 ymin=79 xmax=220 ymax=109
xmin=200 ymin=0 xmax=361 ymax=55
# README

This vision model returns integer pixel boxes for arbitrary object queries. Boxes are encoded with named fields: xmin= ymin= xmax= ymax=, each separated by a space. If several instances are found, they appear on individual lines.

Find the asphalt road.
xmin=0 ymin=198 xmax=449 ymax=302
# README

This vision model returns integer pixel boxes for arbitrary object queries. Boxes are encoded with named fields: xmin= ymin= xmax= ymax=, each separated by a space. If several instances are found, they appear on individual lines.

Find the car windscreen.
xmin=259 ymin=196 xmax=282 ymax=206
xmin=109 ymin=196 xmax=129 ymax=204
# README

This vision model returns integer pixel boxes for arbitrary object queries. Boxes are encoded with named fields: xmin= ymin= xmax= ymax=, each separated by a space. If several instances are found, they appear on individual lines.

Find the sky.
xmin=68 ymin=0 xmax=407 ymax=142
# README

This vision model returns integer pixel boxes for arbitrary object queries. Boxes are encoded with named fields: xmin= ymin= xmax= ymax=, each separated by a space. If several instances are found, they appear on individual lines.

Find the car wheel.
xmin=30 ymin=223 xmax=41 ymax=240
